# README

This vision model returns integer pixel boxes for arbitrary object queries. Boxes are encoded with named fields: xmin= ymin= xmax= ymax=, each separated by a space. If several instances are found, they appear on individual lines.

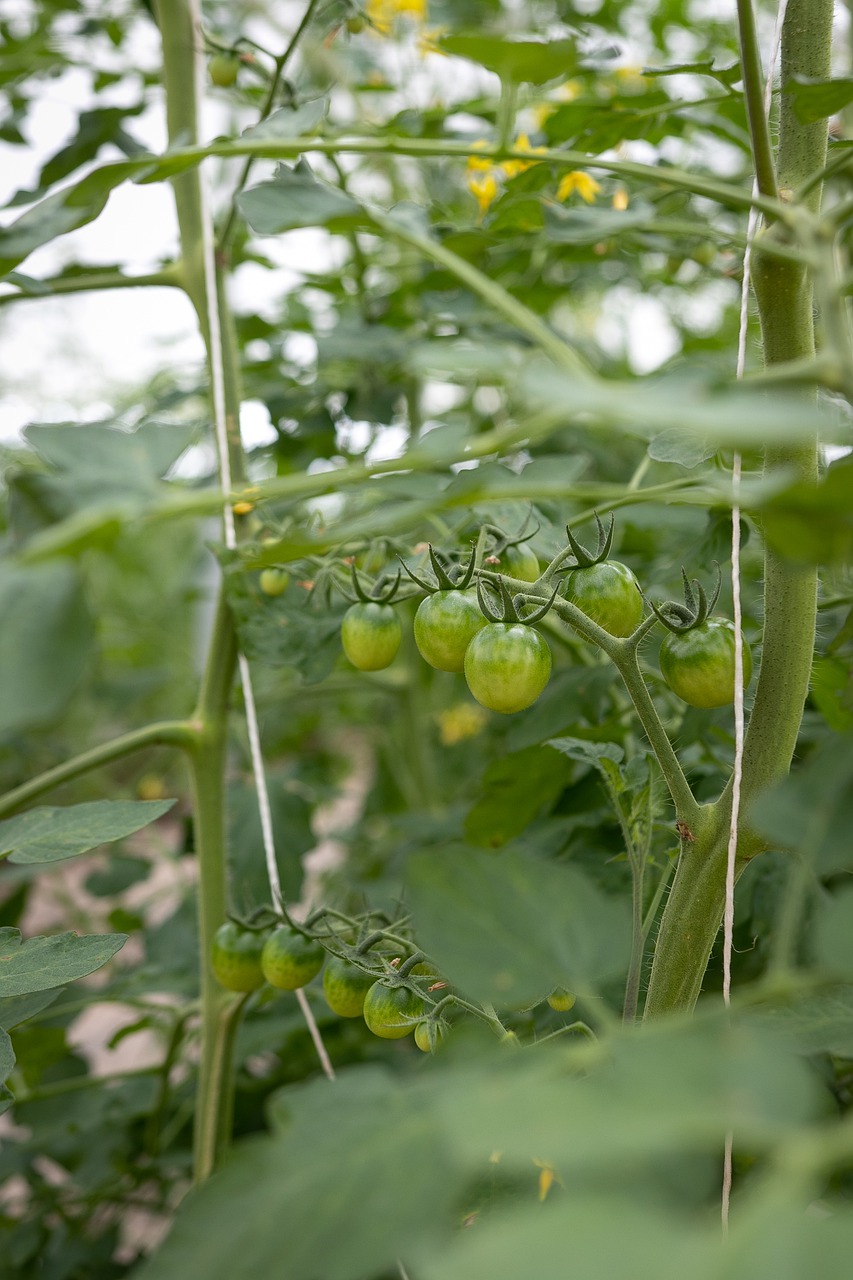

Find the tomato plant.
xmin=261 ymin=925 xmax=325 ymax=991
xmin=659 ymin=618 xmax=753 ymax=709
xmin=211 ymin=922 xmax=268 ymax=993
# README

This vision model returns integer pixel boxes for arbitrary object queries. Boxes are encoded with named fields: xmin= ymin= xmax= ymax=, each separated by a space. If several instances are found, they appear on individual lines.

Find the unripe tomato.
xmin=413 ymin=590 xmax=487 ymax=672
xmin=659 ymin=617 xmax=753 ymax=709
xmin=323 ymin=956 xmax=376 ymax=1017
xmin=563 ymin=561 xmax=643 ymax=637
xmin=500 ymin=543 xmax=540 ymax=583
xmin=464 ymin=624 xmax=551 ymax=714
xmin=261 ymin=925 xmax=325 ymax=991
xmin=259 ymin=568 xmax=289 ymax=597
xmin=346 ymin=14 xmax=366 ymax=32
xmin=414 ymin=1020 xmax=445 ymax=1052
xmin=212 ymin=922 xmax=267 ymax=993
xmin=341 ymin=601 xmax=401 ymax=671
xmin=363 ymin=982 xmax=425 ymax=1039
xmin=209 ymin=53 xmax=239 ymax=87
xmin=547 ymin=988 xmax=576 ymax=1012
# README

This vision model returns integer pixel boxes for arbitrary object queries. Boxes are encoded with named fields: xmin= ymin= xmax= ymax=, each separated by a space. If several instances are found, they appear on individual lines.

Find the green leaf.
xmin=138 ymin=1068 xmax=458 ymax=1280
xmin=439 ymin=35 xmax=577 ymax=84
xmin=85 ymin=855 xmax=152 ymax=897
xmin=238 ymin=160 xmax=363 ymax=234
xmin=464 ymin=745 xmax=574 ymax=847
xmin=407 ymin=846 xmax=631 ymax=1007
xmin=0 ymin=800 xmax=174 ymax=866
xmin=810 ymin=657 xmax=853 ymax=732
xmin=0 ymin=1027 xmax=14 ymax=1085
xmin=0 ymin=561 xmax=94 ymax=736
xmin=786 ymin=75 xmax=853 ymax=123
xmin=749 ymin=737 xmax=853 ymax=874
xmin=815 ymin=887 xmax=853 ymax=976
xmin=748 ymin=986 xmax=853 ymax=1057
xmin=0 ymin=930 xmax=126 ymax=997
xmin=544 ymin=203 xmax=654 ymax=245
xmin=242 ymin=100 xmax=327 ymax=140
xmin=0 ymin=987 xmax=63 ymax=1031
xmin=648 ymin=429 xmax=716 ymax=469
xmin=760 ymin=456 xmax=853 ymax=566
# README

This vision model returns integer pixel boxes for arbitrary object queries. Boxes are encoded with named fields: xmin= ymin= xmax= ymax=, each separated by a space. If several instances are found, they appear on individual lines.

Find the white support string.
xmin=722 ymin=0 xmax=789 ymax=1232
xmin=190 ymin=0 xmax=335 ymax=1084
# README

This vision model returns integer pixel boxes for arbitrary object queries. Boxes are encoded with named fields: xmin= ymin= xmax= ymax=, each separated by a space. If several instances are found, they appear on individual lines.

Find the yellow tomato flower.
xmin=612 ymin=185 xmax=630 ymax=210
xmin=437 ymin=702 xmax=489 ymax=745
xmin=556 ymin=170 xmax=601 ymax=203
xmin=367 ymin=0 xmax=427 ymax=35
xmin=417 ymin=24 xmax=446 ymax=56
xmin=533 ymin=1158 xmax=563 ymax=1201
xmin=502 ymin=133 xmax=546 ymax=179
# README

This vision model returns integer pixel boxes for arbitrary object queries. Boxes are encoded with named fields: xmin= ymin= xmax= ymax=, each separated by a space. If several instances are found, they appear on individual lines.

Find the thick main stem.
xmin=644 ymin=0 xmax=830 ymax=1018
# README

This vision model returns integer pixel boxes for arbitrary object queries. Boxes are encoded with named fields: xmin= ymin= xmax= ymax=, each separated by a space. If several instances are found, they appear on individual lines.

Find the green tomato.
xmin=659 ymin=617 xmax=753 ymax=709
xmin=563 ymin=560 xmax=643 ymax=637
xmin=547 ymin=988 xmax=576 ymax=1013
xmin=414 ymin=1020 xmax=445 ymax=1053
xmin=346 ymin=14 xmax=366 ymax=32
xmin=341 ymin=601 xmax=401 ymax=671
xmin=500 ymin=543 xmax=540 ymax=583
xmin=259 ymin=567 xmax=289 ymax=597
xmin=323 ymin=956 xmax=377 ymax=1018
xmin=464 ymin=623 xmax=552 ymax=714
xmin=211 ymin=922 xmax=267 ymax=993
xmin=413 ymin=590 xmax=487 ymax=672
xmin=209 ymin=53 xmax=239 ymax=87
xmin=362 ymin=982 xmax=425 ymax=1039
xmin=261 ymin=925 xmax=325 ymax=991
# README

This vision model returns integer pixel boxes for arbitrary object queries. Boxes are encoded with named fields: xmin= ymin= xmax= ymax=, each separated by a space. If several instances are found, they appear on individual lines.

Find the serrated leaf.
xmin=1 ymin=799 xmax=174 ymax=866
xmin=0 ymin=987 xmax=63 ymax=1031
xmin=0 ymin=931 xmax=126 ymax=997
xmin=407 ymin=846 xmax=631 ymax=1007
xmin=238 ymin=159 xmax=363 ymax=234
xmin=138 ymin=1067 xmax=458 ymax=1280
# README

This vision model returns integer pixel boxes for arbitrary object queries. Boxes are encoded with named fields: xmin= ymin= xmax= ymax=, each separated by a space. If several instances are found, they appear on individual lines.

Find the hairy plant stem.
xmin=156 ymin=0 xmax=247 ymax=1182
xmin=643 ymin=0 xmax=831 ymax=1018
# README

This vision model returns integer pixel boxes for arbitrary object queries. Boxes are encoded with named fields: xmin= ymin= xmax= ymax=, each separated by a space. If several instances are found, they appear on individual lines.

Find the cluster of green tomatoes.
xmin=326 ymin=517 xmax=752 ymax=714
xmin=211 ymin=913 xmax=576 ymax=1050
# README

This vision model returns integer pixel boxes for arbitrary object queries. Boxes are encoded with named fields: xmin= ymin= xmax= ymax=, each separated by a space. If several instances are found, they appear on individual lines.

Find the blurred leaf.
xmin=760 ymin=457 xmax=853 ymax=565
xmin=0 ymin=1027 xmax=14 ymax=1083
xmin=648 ymin=429 xmax=716 ymax=469
xmin=407 ymin=846 xmax=631 ymax=1006
xmin=0 ymin=930 xmax=126 ymax=997
xmin=748 ymin=985 xmax=853 ymax=1056
xmin=85 ymin=855 xmax=152 ymax=896
xmin=0 ymin=987 xmax=63 ymax=1031
xmin=223 ymin=562 xmax=346 ymax=684
xmin=544 ymin=203 xmax=654 ymax=245
xmin=786 ymin=75 xmax=853 ymax=123
xmin=238 ymin=160 xmax=363 ymax=234
xmin=465 ymin=745 xmax=574 ymax=847
xmin=242 ymin=100 xmax=327 ymax=140
xmin=0 ymin=800 xmax=174 ymax=865
xmin=138 ymin=1068 xmax=458 ymax=1280
xmin=439 ymin=35 xmax=577 ymax=84
xmin=815 ymin=887 xmax=853 ymax=976
xmin=0 ymin=561 xmax=94 ymax=736
xmin=749 ymin=737 xmax=853 ymax=874
xmin=810 ymin=657 xmax=853 ymax=731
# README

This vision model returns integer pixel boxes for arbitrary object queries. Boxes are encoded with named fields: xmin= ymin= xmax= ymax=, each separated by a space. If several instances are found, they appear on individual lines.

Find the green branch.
xmin=0 ymin=722 xmax=199 ymax=820
xmin=0 ymin=266 xmax=183 ymax=308
xmin=735 ymin=0 xmax=779 ymax=201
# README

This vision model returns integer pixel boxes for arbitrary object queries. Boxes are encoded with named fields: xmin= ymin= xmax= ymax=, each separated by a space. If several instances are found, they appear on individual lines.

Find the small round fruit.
xmin=341 ymin=602 xmax=402 ymax=671
xmin=501 ymin=543 xmax=540 ymax=583
xmin=659 ymin=617 xmax=753 ymax=710
xmin=563 ymin=561 xmax=643 ymax=637
xmin=212 ymin=922 xmax=266 ymax=993
xmin=464 ymin=623 xmax=552 ymax=714
xmin=413 ymin=590 xmax=487 ymax=672
xmin=259 ymin=567 xmax=289 ymax=597
xmin=261 ymin=926 xmax=325 ymax=991
xmin=363 ymin=982 xmax=425 ymax=1039
xmin=346 ymin=14 xmax=366 ymax=32
xmin=414 ymin=1021 xmax=445 ymax=1052
xmin=547 ymin=988 xmax=576 ymax=1013
xmin=323 ymin=956 xmax=376 ymax=1017
xmin=209 ymin=53 xmax=239 ymax=87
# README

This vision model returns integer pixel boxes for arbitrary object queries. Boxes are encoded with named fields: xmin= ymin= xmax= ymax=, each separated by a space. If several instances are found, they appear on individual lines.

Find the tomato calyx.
xmin=400 ymin=542 xmax=477 ymax=594
xmin=563 ymin=510 xmax=616 ymax=569
xmin=475 ymin=574 xmax=559 ymax=627
xmin=652 ymin=563 xmax=722 ymax=634
xmin=341 ymin=562 xmax=404 ymax=606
